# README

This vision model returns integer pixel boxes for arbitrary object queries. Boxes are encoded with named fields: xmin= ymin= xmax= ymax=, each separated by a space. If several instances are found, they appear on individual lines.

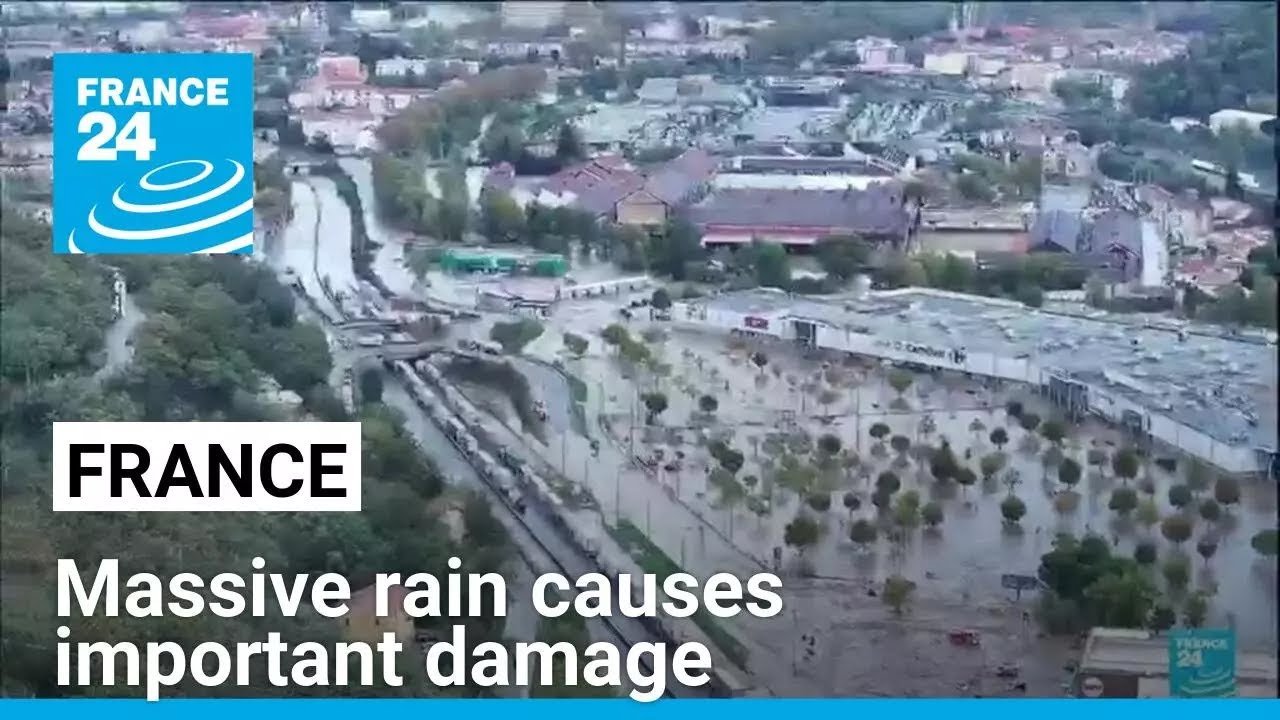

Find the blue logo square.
xmin=53 ymin=53 xmax=254 ymax=254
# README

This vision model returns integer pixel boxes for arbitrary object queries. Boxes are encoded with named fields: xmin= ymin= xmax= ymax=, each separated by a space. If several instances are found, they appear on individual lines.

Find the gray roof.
xmin=733 ymin=156 xmax=891 ymax=175
xmin=687 ymin=289 xmax=1277 ymax=451
xmin=1029 ymin=209 xmax=1086 ymax=252
xmin=1090 ymin=209 xmax=1144 ymax=257
xmin=1040 ymin=182 xmax=1091 ymax=213
xmin=685 ymin=186 xmax=909 ymax=238
xmin=642 ymin=149 xmax=716 ymax=205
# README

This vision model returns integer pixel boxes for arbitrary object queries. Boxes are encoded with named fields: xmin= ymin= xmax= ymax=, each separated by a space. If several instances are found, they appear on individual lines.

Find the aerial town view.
xmin=1 ymin=0 xmax=1277 ymax=700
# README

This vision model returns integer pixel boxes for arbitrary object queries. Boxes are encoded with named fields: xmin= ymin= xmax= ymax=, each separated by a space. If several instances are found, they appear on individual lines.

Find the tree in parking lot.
xmin=882 ymin=575 xmax=916 ymax=615
xmin=641 ymin=392 xmax=668 ymax=424
xmin=1040 ymin=419 xmax=1067 ymax=446
xmin=1109 ymin=487 xmax=1139 ymax=517
xmin=698 ymin=394 xmax=718 ymax=415
xmin=784 ymin=515 xmax=821 ymax=559
xmin=1058 ymin=457 xmax=1082 ymax=490
xmin=887 ymin=368 xmax=914 ymax=397
xmin=1251 ymin=529 xmax=1279 ymax=557
xmin=1160 ymin=514 xmax=1193 ymax=547
xmin=1213 ymin=475 xmax=1241 ymax=511
xmin=870 ymin=422 xmax=891 ymax=445
xmin=750 ymin=351 xmax=769 ymax=376
xmin=989 ymin=427 xmax=1009 ymax=451
xmin=1167 ymin=484 xmax=1193 ymax=510
xmin=889 ymin=434 xmax=911 ymax=459
xmin=1112 ymin=448 xmax=1140 ymax=485
xmin=980 ymin=452 xmax=1005 ymax=481
xmin=849 ymin=517 xmax=876 ymax=548
xmin=1000 ymin=494 xmax=1027 ymax=525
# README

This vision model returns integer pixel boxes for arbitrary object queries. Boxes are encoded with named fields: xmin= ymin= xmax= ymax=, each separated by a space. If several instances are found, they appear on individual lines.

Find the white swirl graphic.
xmin=67 ymin=158 xmax=253 ymax=254
xmin=113 ymin=161 xmax=243 ymax=214
xmin=140 ymin=160 xmax=213 ymax=191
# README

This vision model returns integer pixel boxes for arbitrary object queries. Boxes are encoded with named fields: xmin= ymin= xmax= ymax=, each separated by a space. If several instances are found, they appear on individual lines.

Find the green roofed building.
xmin=440 ymin=249 xmax=567 ymax=277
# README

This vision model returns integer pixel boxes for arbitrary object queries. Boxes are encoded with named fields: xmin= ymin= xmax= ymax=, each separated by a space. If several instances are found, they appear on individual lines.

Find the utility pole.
xmin=614 ymin=465 xmax=622 ymax=523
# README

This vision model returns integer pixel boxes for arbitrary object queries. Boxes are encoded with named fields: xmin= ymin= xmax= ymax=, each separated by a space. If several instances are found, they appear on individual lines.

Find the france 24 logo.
xmin=53 ymin=53 xmax=254 ymax=255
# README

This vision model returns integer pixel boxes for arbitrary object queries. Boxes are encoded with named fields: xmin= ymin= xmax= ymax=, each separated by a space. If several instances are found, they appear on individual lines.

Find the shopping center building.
xmin=670 ymin=287 xmax=1278 ymax=475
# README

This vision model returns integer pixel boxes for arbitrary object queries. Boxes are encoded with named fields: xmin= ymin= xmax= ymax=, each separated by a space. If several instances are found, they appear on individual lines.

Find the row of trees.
xmin=0 ymin=208 xmax=513 ymax=696
xmin=376 ymin=65 xmax=547 ymax=156
xmin=809 ymin=235 xmax=1088 ymax=306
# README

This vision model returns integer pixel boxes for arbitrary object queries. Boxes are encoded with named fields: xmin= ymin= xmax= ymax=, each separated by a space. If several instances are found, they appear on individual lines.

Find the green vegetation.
xmin=1127 ymin=4 xmax=1277 ymax=123
xmin=0 ymin=208 xmax=510 ymax=696
xmin=489 ymin=318 xmax=544 ymax=355
xmin=1036 ymin=533 xmax=1159 ymax=635
xmin=605 ymin=520 xmax=749 ymax=671
xmin=443 ymin=356 xmax=545 ymax=443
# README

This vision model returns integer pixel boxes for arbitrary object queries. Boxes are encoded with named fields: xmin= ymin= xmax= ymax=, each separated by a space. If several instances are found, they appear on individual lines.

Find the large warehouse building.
xmin=670 ymin=288 xmax=1278 ymax=475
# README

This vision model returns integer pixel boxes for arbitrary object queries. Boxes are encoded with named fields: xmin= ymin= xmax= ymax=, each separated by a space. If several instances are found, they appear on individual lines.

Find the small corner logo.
xmin=53 ymin=53 xmax=254 ymax=255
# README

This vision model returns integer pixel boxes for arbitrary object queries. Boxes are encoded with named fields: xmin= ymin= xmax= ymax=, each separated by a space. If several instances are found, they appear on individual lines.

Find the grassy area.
xmin=561 ymin=369 xmax=592 ymax=439
xmin=605 ymin=519 xmax=750 ymax=671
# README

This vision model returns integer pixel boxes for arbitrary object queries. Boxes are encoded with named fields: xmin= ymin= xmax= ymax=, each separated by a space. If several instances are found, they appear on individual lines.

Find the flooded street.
xmin=309 ymin=176 xmax=359 ymax=299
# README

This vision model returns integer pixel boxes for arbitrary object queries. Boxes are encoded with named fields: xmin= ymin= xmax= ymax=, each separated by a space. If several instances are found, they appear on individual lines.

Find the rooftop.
xmin=685 ymin=288 xmax=1278 ymax=450
xmin=686 ymin=186 xmax=909 ymax=238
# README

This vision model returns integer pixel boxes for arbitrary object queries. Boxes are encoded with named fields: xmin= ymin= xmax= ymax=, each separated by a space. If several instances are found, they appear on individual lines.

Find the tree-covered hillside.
xmin=0 ymin=208 xmax=510 ymax=697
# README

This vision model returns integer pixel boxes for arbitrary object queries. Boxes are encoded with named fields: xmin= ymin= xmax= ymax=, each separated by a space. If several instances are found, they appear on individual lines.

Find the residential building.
xmin=1009 ymin=62 xmax=1062 ymax=93
xmin=182 ymin=12 xmax=272 ymax=55
xmin=342 ymin=583 xmax=414 ymax=645
xmin=625 ymin=38 xmax=748 ymax=60
xmin=923 ymin=51 xmax=971 ymax=76
xmin=1209 ymin=108 xmax=1276 ymax=136
xmin=532 ymin=150 xmax=715 ymax=226
xmin=1134 ymin=185 xmax=1212 ymax=252
xmin=701 ymin=15 xmax=774 ymax=39
xmin=685 ymin=185 xmax=912 ymax=248
xmin=1042 ymin=135 xmax=1093 ymax=182
xmin=616 ymin=149 xmax=717 ymax=227
xmin=351 ymin=6 xmax=393 ymax=31
xmin=485 ymin=41 xmax=565 ymax=60
xmin=534 ymin=155 xmax=645 ymax=219
xmin=375 ymin=57 xmax=432 ymax=78
xmin=500 ymin=1 xmax=567 ymax=30
xmin=317 ymin=55 xmax=367 ymax=84
xmin=299 ymin=109 xmax=378 ymax=153
xmin=118 ymin=20 xmax=172 ymax=46
xmin=854 ymin=37 xmax=904 ymax=66
xmin=1031 ymin=208 xmax=1166 ymax=288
